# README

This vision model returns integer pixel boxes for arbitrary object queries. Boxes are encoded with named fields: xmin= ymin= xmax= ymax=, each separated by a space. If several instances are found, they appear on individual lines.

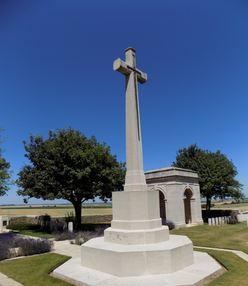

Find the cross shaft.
xmin=113 ymin=48 xmax=147 ymax=192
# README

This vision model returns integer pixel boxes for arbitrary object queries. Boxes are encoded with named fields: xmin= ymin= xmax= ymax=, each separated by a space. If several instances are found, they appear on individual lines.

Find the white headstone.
xmin=0 ymin=216 xmax=3 ymax=232
xmin=222 ymin=217 xmax=225 ymax=225
xmin=68 ymin=221 xmax=73 ymax=233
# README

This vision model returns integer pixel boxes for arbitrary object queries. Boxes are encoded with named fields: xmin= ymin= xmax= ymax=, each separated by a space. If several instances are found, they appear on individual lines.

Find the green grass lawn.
xmin=171 ymin=223 xmax=248 ymax=254
xmin=0 ymin=251 xmax=247 ymax=286
xmin=17 ymin=229 xmax=55 ymax=239
xmin=0 ymin=253 xmax=71 ymax=286
xmin=197 ymin=249 xmax=248 ymax=286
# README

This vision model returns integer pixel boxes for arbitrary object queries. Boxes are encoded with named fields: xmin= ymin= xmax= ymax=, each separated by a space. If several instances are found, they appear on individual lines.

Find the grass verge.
xmin=0 ymin=253 xmax=70 ymax=286
xmin=171 ymin=223 xmax=248 ymax=253
xmin=17 ymin=229 xmax=54 ymax=239
xmin=197 ymin=249 xmax=248 ymax=286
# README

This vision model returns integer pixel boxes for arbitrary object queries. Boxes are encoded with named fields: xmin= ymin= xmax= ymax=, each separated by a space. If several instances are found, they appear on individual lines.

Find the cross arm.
xmin=113 ymin=58 xmax=147 ymax=84
xmin=113 ymin=58 xmax=130 ymax=76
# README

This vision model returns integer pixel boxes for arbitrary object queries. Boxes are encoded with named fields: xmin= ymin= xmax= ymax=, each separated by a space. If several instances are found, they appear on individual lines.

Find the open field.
xmin=0 ymin=206 xmax=112 ymax=217
xmin=171 ymin=223 xmax=248 ymax=254
xmin=212 ymin=202 xmax=248 ymax=212
xmin=1 ymin=201 xmax=248 ymax=218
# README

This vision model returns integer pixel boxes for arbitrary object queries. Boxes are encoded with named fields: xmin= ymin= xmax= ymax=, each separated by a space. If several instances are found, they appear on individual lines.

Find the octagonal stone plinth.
xmin=53 ymin=251 xmax=223 ymax=286
xmin=81 ymin=235 xmax=193 ymax=277
xmin=104 ymin=226 xmax=169 ymax=245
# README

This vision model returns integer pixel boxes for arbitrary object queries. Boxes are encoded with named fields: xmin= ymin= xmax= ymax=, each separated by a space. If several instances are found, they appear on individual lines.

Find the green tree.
xmin=173 ymin=144 xmax=243 ymax=210
xmin=0 ymin=132 xmax=10 ymax=197
xmin=17 ymin=128 xmax=125 ymax=229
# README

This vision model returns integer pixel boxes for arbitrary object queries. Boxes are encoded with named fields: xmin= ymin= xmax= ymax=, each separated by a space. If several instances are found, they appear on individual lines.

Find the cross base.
xmin=111 ymin=190 xmax=162 ymax=230
xmin=104 ymin=226 xmax=169 ymax=245
xmin=53 ymin=250 xmax=223 ymax=286
xmin=80 ymin=236 xmax=193 ymax=277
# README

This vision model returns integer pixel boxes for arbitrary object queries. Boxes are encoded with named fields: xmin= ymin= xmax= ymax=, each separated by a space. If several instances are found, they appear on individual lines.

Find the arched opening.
xmin=184 ymin=189 xmax=193 ymax=224
xmin=159 ymin=191 xmax=167 ymax=224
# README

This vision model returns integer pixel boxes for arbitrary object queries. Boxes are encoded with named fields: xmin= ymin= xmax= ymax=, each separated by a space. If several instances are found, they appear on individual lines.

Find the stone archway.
xmin=184 ymin=188 xmax=193 ymax=224
xmin=159 ymin=191 xmax=167 ymax=224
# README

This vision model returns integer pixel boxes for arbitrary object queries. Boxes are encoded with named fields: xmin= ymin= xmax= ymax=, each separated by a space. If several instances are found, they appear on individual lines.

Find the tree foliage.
xmin=173 ymin=144 xmax=243 ymax=210
xmin=0 ymin=133 xmax=10 ymax=197
xmin=17 ymin=128 xmax=125 ymax=228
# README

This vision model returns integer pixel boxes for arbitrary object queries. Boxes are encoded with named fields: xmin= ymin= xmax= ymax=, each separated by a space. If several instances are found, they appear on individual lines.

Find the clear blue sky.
xmin=0 ymin=0 xmax=248 ymax=204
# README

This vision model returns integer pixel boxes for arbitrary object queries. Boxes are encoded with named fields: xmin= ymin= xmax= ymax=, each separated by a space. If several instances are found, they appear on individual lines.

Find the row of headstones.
xmin=208 ymin=216 xmax=232 ymax=226
xmin=0 ymin=216 xmax=74 ymax=233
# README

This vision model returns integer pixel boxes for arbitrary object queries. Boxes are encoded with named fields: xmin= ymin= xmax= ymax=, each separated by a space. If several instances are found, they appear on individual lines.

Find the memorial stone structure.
xmin=145 ymin=167 xmax=203 ymax=228
xmin=53 ymin=48 xmax=222 ymax=286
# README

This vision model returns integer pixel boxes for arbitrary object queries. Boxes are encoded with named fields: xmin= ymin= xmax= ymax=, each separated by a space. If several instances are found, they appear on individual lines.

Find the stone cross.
xmin=114 ymin=48 xmax=147 ymax=192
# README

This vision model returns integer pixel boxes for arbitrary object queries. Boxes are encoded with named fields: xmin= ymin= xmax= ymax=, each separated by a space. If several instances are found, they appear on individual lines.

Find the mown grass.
xmin=197 ymin=249 xmax=248 ymax=286
xmin=0 ymin=253 xmax=71 ymax=286
xmin=17 ymin=229 xmax=54 ymax=239
xmin=171 ymin=223 xmax=248 ymax=254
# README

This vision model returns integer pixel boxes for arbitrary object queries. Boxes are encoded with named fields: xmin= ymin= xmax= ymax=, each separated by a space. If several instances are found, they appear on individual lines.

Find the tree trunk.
xmin=73 ymin=201 xmax=82 ymax=230
xmin=206 ymin=196 xmax=211 ymax=211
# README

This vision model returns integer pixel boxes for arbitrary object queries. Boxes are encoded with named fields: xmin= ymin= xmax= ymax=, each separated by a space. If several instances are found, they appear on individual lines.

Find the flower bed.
xmin=0 ymin=233 xmax=52 ymax=261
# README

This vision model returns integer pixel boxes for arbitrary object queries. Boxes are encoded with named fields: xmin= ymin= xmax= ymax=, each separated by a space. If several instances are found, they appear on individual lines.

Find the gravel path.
xmin=52 ymin=240 xmax=81 ymax=258
xmin=0 ymin=273 xmax=23 ymax=286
